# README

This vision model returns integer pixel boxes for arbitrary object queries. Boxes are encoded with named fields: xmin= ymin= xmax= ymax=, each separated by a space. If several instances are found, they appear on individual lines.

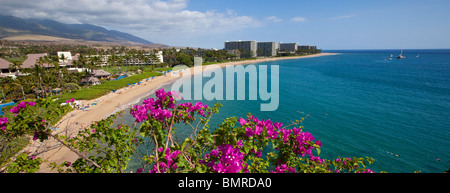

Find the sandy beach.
xmin=23 ymin=52 xmax=337 ymax=172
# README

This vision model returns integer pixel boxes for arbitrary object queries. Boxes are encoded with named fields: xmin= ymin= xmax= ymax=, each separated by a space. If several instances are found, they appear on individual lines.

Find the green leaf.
xmin=181 ymin=138 xmax=191 ymax=150
xmin=140 ymin=131 xmax=146 ymax=138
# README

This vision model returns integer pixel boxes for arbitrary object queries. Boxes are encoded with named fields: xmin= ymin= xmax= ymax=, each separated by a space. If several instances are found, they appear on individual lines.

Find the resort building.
xmin=57 ymin=51 xmax=73 ymax=62
xmin=57 ymin=51 xmax=78 ymax=67
xmin=298 ymin=45 xmax=317 ymax=50
xmin=279 ymin=43 xmax=298 ymax=53
xmin=86 ymin=55 xmax=110 ymax=67
xmin=21 ymin=53 xmax=49 ymax=68
xmin=81 ymin=76 xmax=100 ymax=85
xmin=91 ymin=69 xmax=111 ymax=79
xmin=257 ymin=42 xmax=277 ymax=57
xmin=224 ymin=40 xmax=257 ymax=58
xmin=0 ymin=58 xmax=13 ymax=75
xmin=155 ymin=51 xmax=164 ymax=64
xmin=120 ymin=51 xmax=164 ymax=66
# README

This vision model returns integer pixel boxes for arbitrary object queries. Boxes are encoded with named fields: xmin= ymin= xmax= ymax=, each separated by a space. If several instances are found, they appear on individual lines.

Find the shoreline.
xmin=25 ymin=52 xmax=337 ymax=172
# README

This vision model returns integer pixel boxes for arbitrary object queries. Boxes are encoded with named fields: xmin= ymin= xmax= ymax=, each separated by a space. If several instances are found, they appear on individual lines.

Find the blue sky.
xmin=186 ymin=0 xmax=450 ymax=49
xmin=2 ymin=0 xmax=449 ymax=49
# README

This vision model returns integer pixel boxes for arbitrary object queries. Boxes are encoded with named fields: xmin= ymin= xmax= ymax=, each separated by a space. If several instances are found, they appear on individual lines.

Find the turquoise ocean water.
xmin=115 ymin=49 xmax=450 ymax=173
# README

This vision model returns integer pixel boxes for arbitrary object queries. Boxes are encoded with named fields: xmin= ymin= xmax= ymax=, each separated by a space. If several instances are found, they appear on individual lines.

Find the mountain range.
xmin=0 ymin=15 xmax=153 ymax=45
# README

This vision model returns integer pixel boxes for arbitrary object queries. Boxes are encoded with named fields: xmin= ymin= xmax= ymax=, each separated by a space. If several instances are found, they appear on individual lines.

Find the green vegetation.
xmin=102 ymin=66 xmax=171 ymax=74
xmin=1 ymin=98 xmax=73 ymax=169
xmin=4 ymin=56 xmax=27 ymax=64
xmin=1 ymin=90 xmax=376 ymax=173
xmin=56 ymin=71 xmax=162 ymax=102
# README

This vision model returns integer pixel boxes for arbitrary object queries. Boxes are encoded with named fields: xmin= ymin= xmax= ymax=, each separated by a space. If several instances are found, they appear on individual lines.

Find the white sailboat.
xmin=396 ymin=49 xmax=405 ymax=59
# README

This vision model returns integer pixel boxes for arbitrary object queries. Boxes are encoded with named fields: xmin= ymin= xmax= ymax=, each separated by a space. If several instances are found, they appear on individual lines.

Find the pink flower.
xmin=130 ymin=105 xmax=148 ymax=123
xmin=251 ymin=149 xmax=262 ymax=158
xmin=238 ymin=117 xmax=247 ymax=126
xmin=149 ymin=147 xmax=181 ymax=173
xmin=203 ymin=144 xmax=245 ymax=173
xmin=136 ymin=168 xmax=145 ymax=173
xmin=9 ymin=101 xmax=35 ymax=114
xmin=0 ymin=117 xmax=8 ymax=131
xmin=272 ymin=164 xmax=295 ymax=173
xmin=254 ymin=122 xmax=263 ymax=136
xmin=273 ymin=122 xmax=283 ymax=129
xmin=236 ymin=140 xmax=243 ymax=147
xmin=245 ymin=127 xmax=254 ymax=137
xmin=315 ymin=140 xmax=322 ymax=147
xmin=280 ymin=129 xmax=290 ymax=143
xmin=362 ymin=169 xmax=374 ymax=173
xmin=309 ymin=155 xmax=323 ymax=164
xmin=33 ymin=132 xmax=38 ymax=141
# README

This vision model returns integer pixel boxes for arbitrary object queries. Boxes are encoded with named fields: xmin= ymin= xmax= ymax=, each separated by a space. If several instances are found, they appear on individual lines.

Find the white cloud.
xmin=265 ymin=16 xmax=283 ymax=23
xmin=291 ymin=16 xmax=307 ymax=22
xmin=330 ymin=14 xmax=357 ymax=20
xmin=0 ymin=0 xmax=261 ymax=46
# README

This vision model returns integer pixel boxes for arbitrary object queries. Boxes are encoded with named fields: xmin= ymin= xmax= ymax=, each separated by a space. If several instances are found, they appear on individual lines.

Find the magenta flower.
xmin=149 ymin=147 xmax=181 ymax=173
xmin=204 ymin=144 xmax=245 ymax=173
xmin=236 ymin=140 xmax=243 ymax=147
xmin=130 ymin=105 xmax=148 ymax=123
xmin=251 ymin=149 xmax=262 ymax=158
xmin=238 ymin=117 xmax=247 ymax=126
xmin=0 ymin=117 xmax=8 ymax=131
xmin=276 ymin=164 xmax=287 ymax=172
xmin=245 ymin=127 xmax=254 ymax=137
xmin=272 ymin=164 xmax=295 ymax=173
xmin=280 ymin=129 xmax=291 ymax=143
xmin=33 ymin=132 xmax=38 ymax=141
xmin=309 ymin=155 xmax=323 ymax=164
xmin=273 ymin=122 xmax=283 ymax=129
xmin=136 ymin=168 xmax=145 ymax=173
xmin=155 ymin=89 xmax=176 ymax=109
xmin=254 ymin=122 xmax=263 ymax=136
xmin=9 ymin=101 xmax=35 ymax=115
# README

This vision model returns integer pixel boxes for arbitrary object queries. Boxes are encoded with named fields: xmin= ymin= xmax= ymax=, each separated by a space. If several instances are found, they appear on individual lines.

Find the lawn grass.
xmin=56 ymin=71 xmax=162 ymax=103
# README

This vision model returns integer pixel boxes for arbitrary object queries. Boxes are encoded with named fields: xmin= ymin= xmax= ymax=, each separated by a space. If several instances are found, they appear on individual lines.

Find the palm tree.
xmin=108 ymin=53 xmax=118 ymax=68
xmin=35 ymin=57 xmax=45 ymax=98
xmin=92 ymin=55 xmax=101 ymax=71
xmin=78 ymin=54 xmax=88 ymax=69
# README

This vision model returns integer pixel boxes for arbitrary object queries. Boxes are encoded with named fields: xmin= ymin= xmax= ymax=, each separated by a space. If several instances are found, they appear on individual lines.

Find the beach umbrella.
xmin=127 ymin=83 xmax=131 ymax=86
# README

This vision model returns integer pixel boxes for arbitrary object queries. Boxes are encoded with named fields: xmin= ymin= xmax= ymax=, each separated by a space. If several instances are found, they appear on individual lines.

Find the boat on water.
xmin=387 ymin=54 xmax=393 ymax=60
xmin=396 ymin=49 xmax=405 ymax=59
